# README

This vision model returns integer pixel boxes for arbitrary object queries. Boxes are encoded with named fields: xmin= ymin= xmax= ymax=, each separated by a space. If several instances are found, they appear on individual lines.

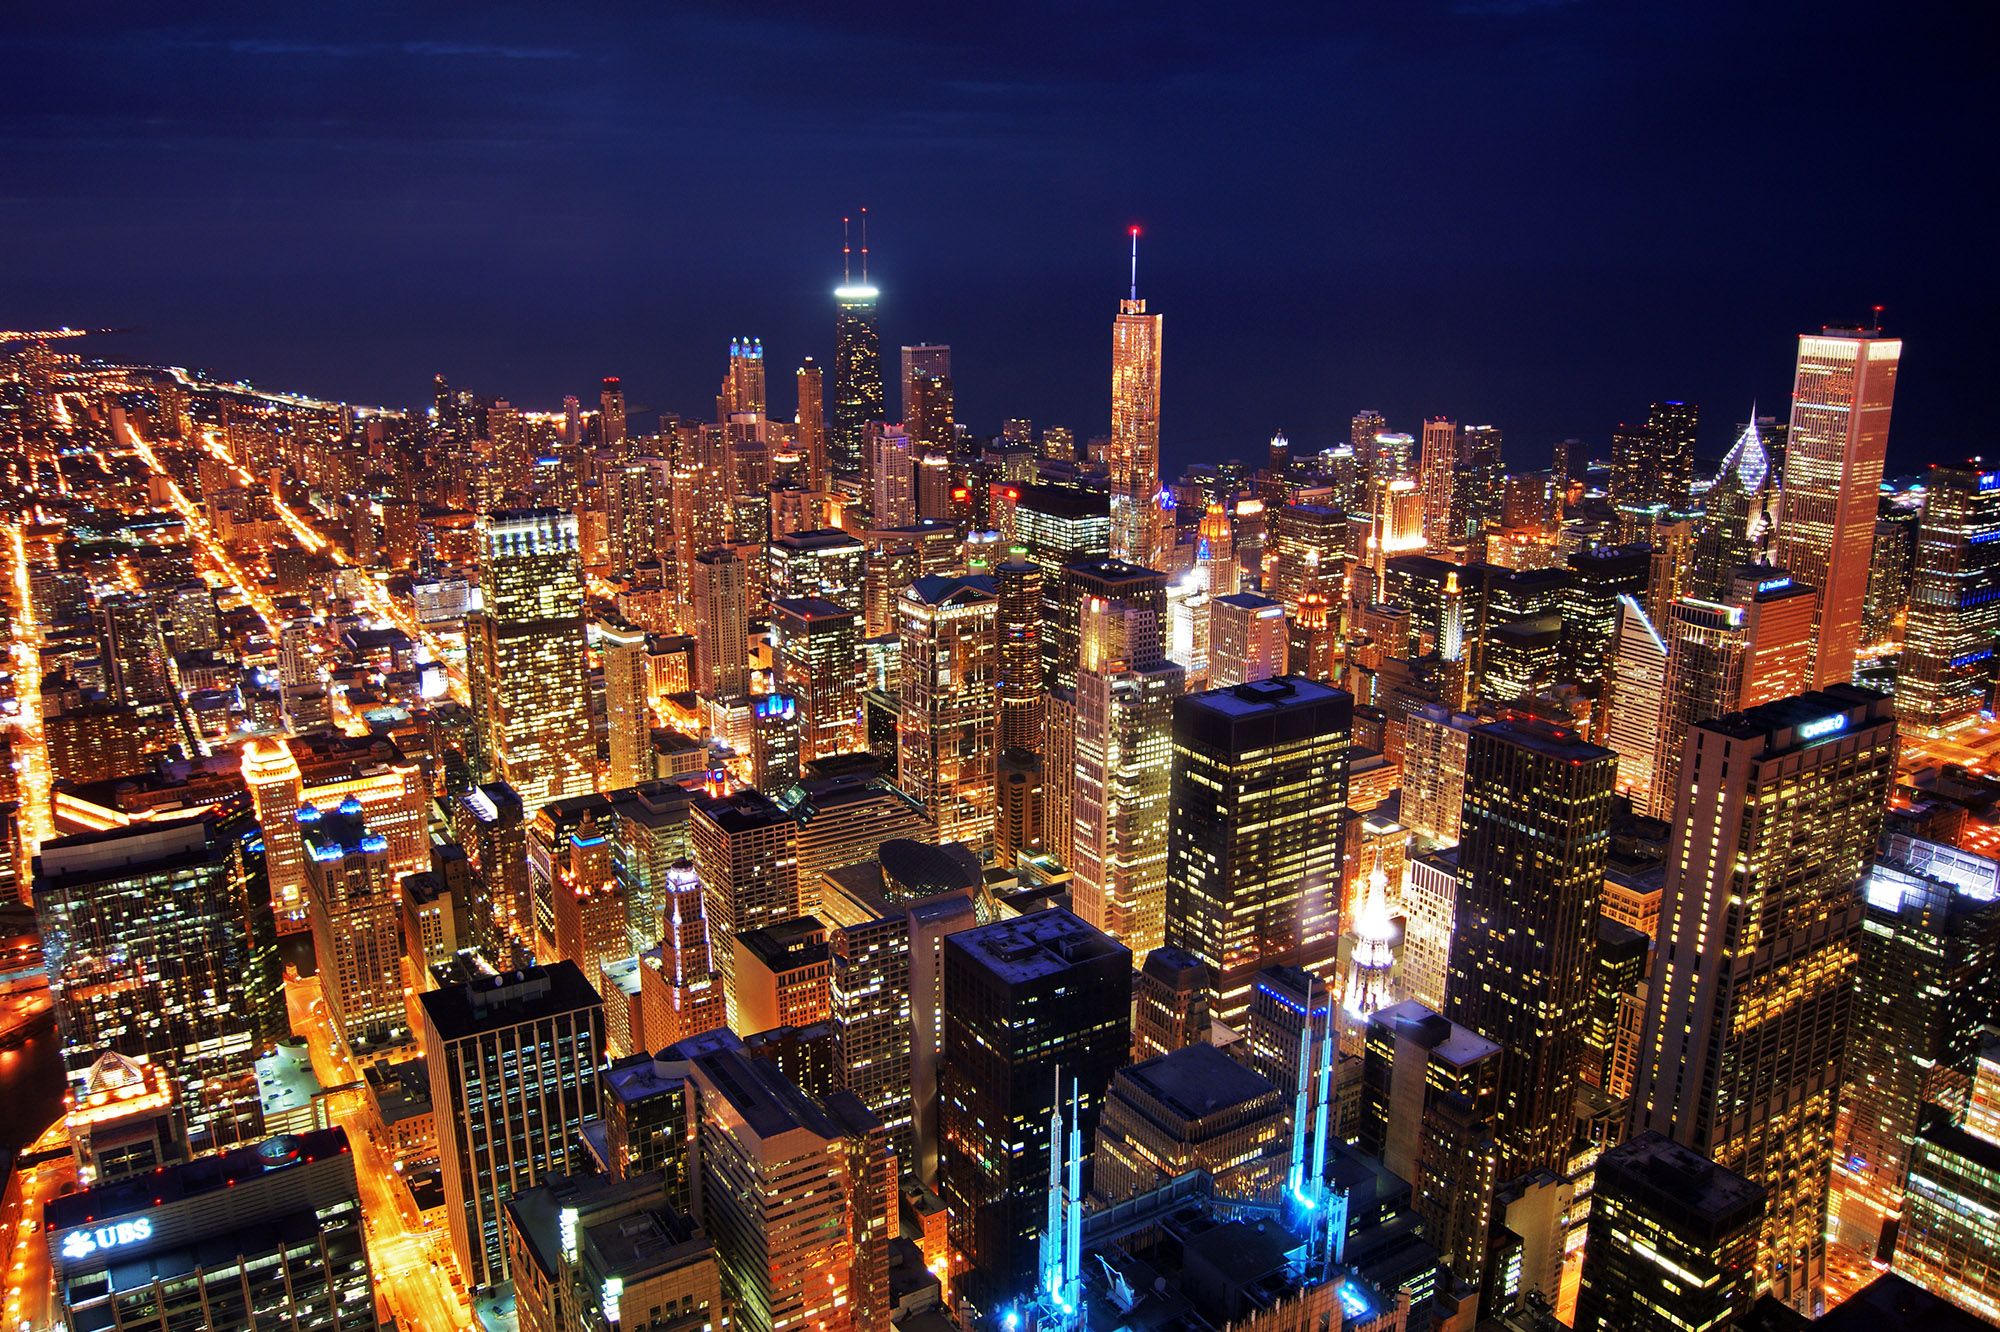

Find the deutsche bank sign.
xmin=61 ymin=1217 xmax=153 ymax=1261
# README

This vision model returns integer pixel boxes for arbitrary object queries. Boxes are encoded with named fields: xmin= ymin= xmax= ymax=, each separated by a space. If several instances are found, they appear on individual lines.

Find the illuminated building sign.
xmin=1757 ymin=576 xmax=1793 ymax=592
xmin=60 ymin=1217 xmax=153 ymax=1261
xmin=1798 ymin=714 xmax=1846 ymax=742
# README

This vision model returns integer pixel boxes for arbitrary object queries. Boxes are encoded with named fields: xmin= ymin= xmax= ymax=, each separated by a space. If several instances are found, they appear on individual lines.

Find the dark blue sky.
xmin=2 ymin=2 xmax=1988 ymax=477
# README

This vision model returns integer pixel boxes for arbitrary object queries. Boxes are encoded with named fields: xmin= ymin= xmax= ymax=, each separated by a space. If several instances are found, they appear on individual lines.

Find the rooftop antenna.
xmin=861 ymin=207 xmax=870 ymax=283
xmin=1129 ymin=226 xmax=1140 ymax=302
xmin=1872 ymin=303 xmax=1884 ymax=332
xmin=843 ymin=217 xmax=851 ymax=284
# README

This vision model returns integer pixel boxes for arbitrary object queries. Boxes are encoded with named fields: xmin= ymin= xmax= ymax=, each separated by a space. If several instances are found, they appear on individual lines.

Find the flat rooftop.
xmin=949 ymin=907 xmax=1127 ymax=984
xmin=1124 ymin=1043 xmax=1279 ymax=1122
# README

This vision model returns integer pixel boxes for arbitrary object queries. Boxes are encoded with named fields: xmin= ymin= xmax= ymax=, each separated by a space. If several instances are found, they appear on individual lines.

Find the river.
xmin=0 ymin=1009 xmax=66 ymax=1157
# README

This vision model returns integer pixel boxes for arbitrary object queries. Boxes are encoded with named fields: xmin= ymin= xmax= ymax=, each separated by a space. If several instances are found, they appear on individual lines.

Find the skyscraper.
xmin=938 ymin=909 xmax=1131 ymax=1308
xmin=600 ymin=377 xmax=627 ymax=452
xmin=597 ymin=618 xmax=652 ymax=792
xmin=1897 ymin=460 xmax=2000 ymax=745
xmin=1631 ymin=685 xmax=1896 ymax=1312
xmin=896 ymin=575 xmax=999 ymax=853
xmin=1164 ymin=676 xmax=1351 ymax=1028
xmin=689 ymin=790 xmax=801 ymax=1030
xmin=1775 ymin=325 xmax=1903 ymax=689
xmin=1109 ymin=231 xmax=1165 ymax=568
xmin=721 ymin=336 xmax=766 ymax=416
xmin=1418 ymin=417 xmax=1458 ymax=548
xmin=795 ymin=357 xmax=827 ymax=492
xmin=468 ymin=508 xmax=595 ymax=808
xmin=1573 ymin=1133 xmax=1766 ymax=1332
xmin=302 ymin=807 xmax=406 ymax=1057
xmin=866 ymin=422 xmax=915 ymax=527
xmin=690 ymin=549 xmax=749 ymax=699
xmin=34 ymin=807 xmax=281 ymax=1152
xmin=994 ymin=556 xmax=1046 ymax=752
xmin=422 ymin=961 xmax=605 ymax=1291
xmin=772 ymin=597 xmax=866 ymax=762
xmin=1830 ymin=835 xmax=2000 ymax=1258
xmin=1893 ymin=1032 xmax=2000 ymax=1323
xmin=1610 ymin=402 xmax=1698 ymax=514
xmin=1444 ymin=717 xmax=1616 ymax=1180
xmin=1605 ymin=596 xmax=1670 ymax=806
xmin=1209 ymin=591 xmax=1288 ymax=688
xmin=832 ymin=237 xmax=884 ymax=478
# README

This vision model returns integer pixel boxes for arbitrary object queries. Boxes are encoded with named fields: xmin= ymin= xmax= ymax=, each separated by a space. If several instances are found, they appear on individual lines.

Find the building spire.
xmin=1129 ymin=226 xmax=1140 ymax=302
xmin=842 ymin=216 xmax=851 ymax=284
xmin=861 ymin=206 xmax=869 ymax=283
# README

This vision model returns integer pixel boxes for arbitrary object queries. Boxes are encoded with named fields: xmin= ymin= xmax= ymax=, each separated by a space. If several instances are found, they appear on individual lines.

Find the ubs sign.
xmin=60 ymin=1218 xmax=153 ymax=1262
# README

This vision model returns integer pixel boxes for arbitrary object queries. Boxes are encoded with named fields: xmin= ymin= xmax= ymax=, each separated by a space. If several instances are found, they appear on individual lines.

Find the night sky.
xmin=2 ymin=3 xmax=1988 ymax=477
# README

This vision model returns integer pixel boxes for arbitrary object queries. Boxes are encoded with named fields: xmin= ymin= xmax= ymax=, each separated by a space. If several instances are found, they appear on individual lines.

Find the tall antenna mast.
xmin=861 ymin=207 xmax=870 ymax=283
xmin=1129 ymin=226 xmax=1140 ymax=301
xmin=843 ymin=216 xmax=851 ymax=283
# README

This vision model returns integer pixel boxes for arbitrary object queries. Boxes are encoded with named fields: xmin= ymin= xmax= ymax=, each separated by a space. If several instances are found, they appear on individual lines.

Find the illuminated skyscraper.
xmin=690 ymin=790 xmax=800 ymax=1031
xmin=691 ymin=549 xmax=749 ymax=699
xmin=1610 ymin=401 xmax=1698 ymax=513
xmin=303 ymin=807 xmax=406 ymax=1056
xmin=468 ymin=508 xmax=595 ymax=808
xmin=1109 ymin=230 xmax=1165 ymax=568
xmin=994 ymin=556 xmax=1046 ymax=752
xmin=769 ymin=527 xmax=866 ymax=609
xmin=1197 ymin=501 xmax=1238 ymax=597
xmin=597 ymin=618 xmax=652 ymax=792
xmin=1444 ymin=718 xmax=1616 ymax=1180
xmin=772 ymin=597 xmax=866 ymax=762
xmin=1164 ymin=676 xmax=1351 ymax=1028
xmin=1632 ymin=685 xmax=1895 ymax=1312
xmin=34 ymin=807 xmax=281 ymax=1153
xmin=1775 ymin=326 xmax=1903 ymax=688
xmin=896 ymin=576 xmax=999 ymax=853
xmin=1831 ymin=835 xmax=2000 ymax=1259
xmin=1604 ymin=596 xmax=1670 ymax=806
xmin=241 ymin=737 xmax=308 ymax=928
xmin=796 ymin=357 xmax=827 ymax=492
xmin=600 ymin=377 xmax=627 ymax=452
xmin=721 ymin=336 xmax=767 ymax=417
xmin=1893 ymin=1032 xmax=2000 ymax=1322
xmin=1418 ymin=417 xmax=1457 ymax=548
xmin=1209 ymin=591 xmax=1288 ymax=688
xmin=866 ymin=422 xmax=915 ymax=528
xmin=899 ymin=344 xmax=950 ymax=421
xmin=1072 ymin=596 xmax=1184 ymax=959
xmin=1897 ymin=460 xmax=2000 ymax=745
xmin=832 ymin=228 xmax=884 ymax=477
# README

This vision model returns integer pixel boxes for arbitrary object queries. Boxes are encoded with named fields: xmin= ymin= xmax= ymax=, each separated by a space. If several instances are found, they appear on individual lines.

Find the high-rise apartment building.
xmin=1164 ymin=677 xmax=1351 ymax=1028
xmin=1048 ymin=558 xmax=1165 ymax=694
xmin=1632 ymin=685 xmax=1896 ymax=1312
xmin=832 ymin=268 xmax=884 ymax=477
xmin=597 ymin=618 xmax=652 ymax=792
xmin=1775 ymin=326 xmax=1902 ymax=689
xmin=1897 ymin=460 xmax=2000 ymax=745
xmin=772 ymin=597 xmax=866 ymax=762
xmin=469 ymin=509 xmax=595 ymax=808
xmin=939 ymin=909 xmax=1131 ymax=1307
xmin=1400 ymin=703 xmax=1484 ymax=846
xmin=795 ymin=357 xmax=827 ymax=491
xmin=34 ymin=807 xmax=281 ymax=1152
xmin=688 ymin=1046 xmax=896 ymax=1332
xmin=422 ymin=961 xmax=605 ymax=1290
xmin=866 ymin=422 xmax=915 ymax=528
xmin=994 ymin=556 xmax=1045 ymax=752
xmin=1209 ymin=591 xmax=1288 ymax=688
xmin=896 ymin=575 xmax=999 ymax=853
xmin=1444 ymin=718 xmax=1616 ymax=1180
xmin=241 ymin=737 xmax=309 ymax=928
xmin=1109 ymin=253 xmax=1165 ymax=569
xmin=302 ymin=808 xmax=406 ymax=1056
xmin=686 ymin=552 xmax=749 ymax=704
xmin=1830 ymin=835 xmax=2000 ymax=1258
xmin=1572 ymin=1132 xmax=1766 ymax=1332
xmin=1418 ymin=417 xmax=1458 ymax=548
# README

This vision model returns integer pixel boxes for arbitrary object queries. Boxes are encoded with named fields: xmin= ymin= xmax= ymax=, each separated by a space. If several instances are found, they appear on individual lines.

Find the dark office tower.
xmin=899 ymin=344 xmax=951 ymax=419
xmin=1049 ymin=557 xmax=1166 ymax=694
xmin=1573 ymin=1132 xmax=1765 ymax=1332
xmin=1897 ymin=461 xmax=2000 ymax=745
xmin=1632 ymin=686 xmax=1895 ymax=1312
xmin=468 ymin=509 xmax=595 ymax=808
xmin=1585 ymin=917 xmax=1648 ymax=1095
xmin=1450 ymin=424 xmax=1505 ymax=557
xmin=49 ymin=1127 xmax=375 ymax=1332
xmin=1830 ymin=834 xmax=2000 ymax=1258
xmin=600 ymin=376 xmax=627 ymax=452
xmin=994 ymin=556 xmax=1046 ymax=752
xmin=98 ymin=591 xmax=171 ymax=705
xmin=1863 ymin=499 xmax=1920 ymax=647
xmin=832 ymin=263 xmax=884 ymax=478
xmin=1164 ymin=677 xmax=1352 ymax=1029
xmin=1647 ymin=401 xmax=1698 ymax=510
xmin=463 ymin=780 xmax=530 ymax=946
xmin=34 ymin=806 xmax=280 ymax=1153
xmin=422 ymin=961 xmax=605 ymax=1291
xmin=1351 ymin=410 xmax=1388 ymax=470
xmin=796 ymin=357 xmax=828 ymax=492
xmin=1443 ymin=718 xmax=1616 ymax=1180
xmin=1132 ymin=945 xmax=1209 ymax=1062
xmin=1560 ymin=543 xmax=1650 ymax=690
xmin=938 ymin=909 xmax=1131 ymax=1308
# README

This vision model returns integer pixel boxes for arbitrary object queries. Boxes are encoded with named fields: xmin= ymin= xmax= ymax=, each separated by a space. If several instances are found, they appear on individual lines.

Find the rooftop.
xmin=47 ymin=1128 xmax=351 ymax=1234
xmin=948 ymin=907 xmax=1128 ymax=984
xmin=417 ymin=960 xmax=601 ymax=1042
xmin=1123 ymin=1043 xmax=1280 ymax=1123
xmin=1369 ymin=1000 xmax=1501 ymax=1068
xmin=1599 ymin=1130 xmax=1766 ymax=1225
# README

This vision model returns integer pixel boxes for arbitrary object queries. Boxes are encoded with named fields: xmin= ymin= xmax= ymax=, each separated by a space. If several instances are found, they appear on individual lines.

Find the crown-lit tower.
xmin=1110 ymin=227 xmax=1165 ymax=570
xmin=831 ymin=213 xmax=884 ymax=478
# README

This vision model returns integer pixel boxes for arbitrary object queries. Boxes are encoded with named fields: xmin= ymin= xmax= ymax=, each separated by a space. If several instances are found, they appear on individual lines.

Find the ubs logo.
xmin=61 ymin=1218 xmax=153 ymax=1261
